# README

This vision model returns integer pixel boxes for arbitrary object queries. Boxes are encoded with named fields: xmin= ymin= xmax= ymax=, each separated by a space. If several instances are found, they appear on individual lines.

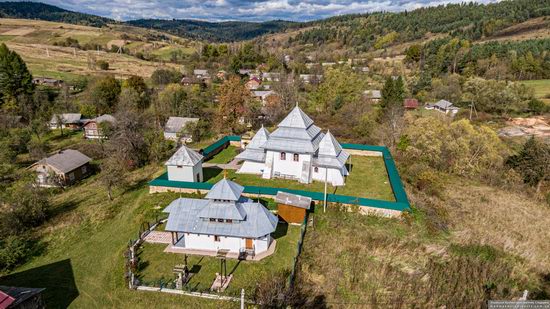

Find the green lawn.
xmin=0 ymin=167 xmax=228 ymax=308
xmin=0 ymin=35 xmax=15 ymax=42
xmin=206 ymin=146 xmax=239 ymax=164
xmin=207 ymin=155 xmax=395 ymax=201
xmin=521 ymin=79 xmax=550 ymax=101
xmin=138 ymin=223 xmax=300 ymax=296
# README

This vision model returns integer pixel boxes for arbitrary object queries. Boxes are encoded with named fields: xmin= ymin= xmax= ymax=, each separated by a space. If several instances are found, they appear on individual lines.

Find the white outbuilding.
xmin=235 ymin=105 xmax=350 ymax=186
xmin=166 ymin=145 xmax=204 ymax=182
xmin=163 ymin=178 xmax=279 ymax=259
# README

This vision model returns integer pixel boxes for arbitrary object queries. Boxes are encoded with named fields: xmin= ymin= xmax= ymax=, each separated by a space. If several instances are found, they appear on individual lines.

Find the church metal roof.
xmin=165 ymin=145 xmax=204 ymax=167
xmin=205 ymin=178 xmax=244 ymax=201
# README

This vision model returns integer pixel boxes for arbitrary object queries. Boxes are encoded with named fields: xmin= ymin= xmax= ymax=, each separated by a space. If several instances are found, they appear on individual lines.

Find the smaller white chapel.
xmin=236 ymin=106 xmax=350 ymax=186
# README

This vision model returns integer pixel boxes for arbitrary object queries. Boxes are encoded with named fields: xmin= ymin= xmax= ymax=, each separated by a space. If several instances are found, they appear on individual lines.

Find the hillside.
xmin=290 ymin=0 xmax=550 ymax=51
xmin=128 ymin=19 xmax=296 ymax=43
xmin=0 ymin=18 xmax=197 ymax=80
xmin=0 ymin=1 xmax=113 ymax=27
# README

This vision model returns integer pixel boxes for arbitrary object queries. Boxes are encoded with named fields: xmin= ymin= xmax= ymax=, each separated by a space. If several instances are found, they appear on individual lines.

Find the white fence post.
xmin=240 ymin=289 xmax=245 ymax=309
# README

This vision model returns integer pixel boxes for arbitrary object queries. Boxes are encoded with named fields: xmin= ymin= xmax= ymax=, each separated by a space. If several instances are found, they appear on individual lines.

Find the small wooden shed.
xmin=275 ymin=191 xmax=312 ymax=224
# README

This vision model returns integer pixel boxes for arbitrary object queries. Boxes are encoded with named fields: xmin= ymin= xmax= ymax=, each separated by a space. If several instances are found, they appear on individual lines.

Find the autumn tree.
xmin=215 ymin=76 xmax=249 ymax=134
xmin=86 ymin=75 xmax=121 ymax=115
xmin=311 ymin=67 xmax=364 ymax=114
xmin=122 ymin=75 xmax=150 ymax=110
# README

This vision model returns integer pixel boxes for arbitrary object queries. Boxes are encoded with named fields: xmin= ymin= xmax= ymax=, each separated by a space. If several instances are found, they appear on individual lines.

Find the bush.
xmin=97 ymin=60 xmax=109 ymax=70
xmin=528 ymin=99 xmax=547 ymax=115
xmin=0 ymin=235 xmax=32 ymax=271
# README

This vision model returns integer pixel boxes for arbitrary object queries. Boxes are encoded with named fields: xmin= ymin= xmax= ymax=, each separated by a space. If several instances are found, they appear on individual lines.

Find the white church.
xmin=163 ymin=178 xmax=279 ymax=258
xmin=236 ymin=106 xmax=350 ymax=186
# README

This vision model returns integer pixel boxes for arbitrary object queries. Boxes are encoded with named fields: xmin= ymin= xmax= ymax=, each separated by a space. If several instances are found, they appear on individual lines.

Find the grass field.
xmin=138 ymin=223 xmax=300 ymax=295
xmin=0 ymin=18 xmax=189 ymax=80
xmin=0 ymin=166 xmax=230 ymax=308
xmin=521 ymin=79 xmax=550 ymax=103
xmin=297 ymin=185 xmax=550 ymax=307
xmin=206 ymin=146 xmax=239 ymax=164
xmin=205 ymin=155 xmax=395 ymax=201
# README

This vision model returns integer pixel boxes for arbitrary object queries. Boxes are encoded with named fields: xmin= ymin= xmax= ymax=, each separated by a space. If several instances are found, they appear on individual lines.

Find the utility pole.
xmin=323 ymin=167 xmax=328 ymax=213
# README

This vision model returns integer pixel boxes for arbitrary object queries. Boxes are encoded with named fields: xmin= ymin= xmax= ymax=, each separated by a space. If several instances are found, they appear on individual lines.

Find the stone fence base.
xmin=149 ymin=185 xmax=402 ymax=218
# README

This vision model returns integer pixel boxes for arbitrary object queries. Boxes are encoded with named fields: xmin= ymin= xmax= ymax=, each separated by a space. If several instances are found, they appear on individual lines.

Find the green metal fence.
xmin=152 ymin=136 xmax=410 ymax=212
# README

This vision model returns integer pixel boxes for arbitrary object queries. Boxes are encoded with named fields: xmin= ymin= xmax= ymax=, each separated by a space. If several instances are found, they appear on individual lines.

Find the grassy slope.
xmin=0 ymin=166 xmax=228 ymax=308
xmin=206 ymin=153 xmax=395 ymax=201
xmin=0 ymin=18 xmax=195 ymax=80
xmin=297 ymin=181 xmax=550 ymax=307
xmin=520 ymin=79 xmax=550 ymax=104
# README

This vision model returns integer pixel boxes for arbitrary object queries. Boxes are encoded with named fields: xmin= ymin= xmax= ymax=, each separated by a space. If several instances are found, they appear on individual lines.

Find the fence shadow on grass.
xmin=273 ymin=223 xmax=288 ymax=239
xmin=203 ymin=167 xmax=223 ymax=182
xmin=0 ymin=259 xmax=79 ymax=308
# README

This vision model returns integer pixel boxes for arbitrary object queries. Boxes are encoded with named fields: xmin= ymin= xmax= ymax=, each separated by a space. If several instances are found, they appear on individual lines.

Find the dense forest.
xmin=408 ymin=38 xmax=550 ymax=80
xmin=0 ymin=1 xmax=113 ymax=27
xmin=293 ymin=0 xmax=550 ymax=51
xmin=128 ymin=19 xmax=296 ymax=42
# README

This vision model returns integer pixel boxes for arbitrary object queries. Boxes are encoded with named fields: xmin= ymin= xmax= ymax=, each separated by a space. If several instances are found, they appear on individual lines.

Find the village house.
xmin=162 ymin=178 xmax=278 ymax=259
xmin=363 ymin=90 xmax=381 ymax=102
xmin=29 ymin=149 xmax=92 ymax=187
xmin=246 ymin=77 xmax=262 ymax=90
xmin=404 ymin=98 xmax=419 ymax=109
xmin=33 ymin=77 xmax=63 ymax=88
xmin=262 ymin=72 xmax=281 ymax=82
xmin=193 ymin=69 xmax=210 ymax=79
xmin=251 ymin=90 xmax=277 ymax=106
xmin=299 ymin=74 xmax=323 ymax=84
xmin=163 ymin=116 xmax=200 ymax=142
xmin=165 ymin=145 xmax=204 ymax=182
xmin=426 ymin=99 xmax=460 ymax=116
xmin=238 ymin=69 xmax=253 ymax=76
xmin=83 ymin=114 xmax=115 ymax=139
xmin=235 ymin=106 xmax=350 ymax=186
xmin=0 ymin=286 xmax=45 ymax=309
xmin=180 ymin=76 xmax=206 ymax=87
xmin=49 ymin=113 xmax=82 ymax=130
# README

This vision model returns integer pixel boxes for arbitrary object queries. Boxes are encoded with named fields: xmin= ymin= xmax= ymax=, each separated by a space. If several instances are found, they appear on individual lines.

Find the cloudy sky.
xmin=19 ymin=0 xmax=499 ymax=22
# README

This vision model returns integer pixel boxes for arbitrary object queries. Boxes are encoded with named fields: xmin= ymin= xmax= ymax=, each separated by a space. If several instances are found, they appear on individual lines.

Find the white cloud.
xmin=10 ymin=0 xmax=502 ymax=21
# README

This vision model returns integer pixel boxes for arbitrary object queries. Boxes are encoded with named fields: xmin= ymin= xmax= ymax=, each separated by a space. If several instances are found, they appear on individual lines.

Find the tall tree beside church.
xmin=216 ymin=76 xmax=249 ymax=134
xmin=0 ymin=43 xmax=34 ymax=110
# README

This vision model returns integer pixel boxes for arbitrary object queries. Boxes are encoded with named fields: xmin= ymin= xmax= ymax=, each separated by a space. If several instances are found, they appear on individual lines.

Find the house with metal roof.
xmin=163 ymin=178 xmax=278 ymax=258
xmin=29 ymin=149 xmax=92 ymax=187
xmin=163 ymin=116 xmax=200 ymax=142
xmin=432 ymin=99 xmax=460 ymax=116
xmin=235 ymin=106 xmax=350 ymax=186
xmin=166 ymin=145 xmax=204 ymax=182
xmin=363 ymin=90 xmax=381 ymax=102
xmin=49 ymin=113 xmax=82 ymax=130
xmin=83 ymin=114 xmax=116 ymax=139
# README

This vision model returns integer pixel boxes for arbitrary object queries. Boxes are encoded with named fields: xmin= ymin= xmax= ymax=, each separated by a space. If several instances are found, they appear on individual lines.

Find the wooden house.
xmin=275 ymin=191 xmax=312 ymax=223
xmin=49 ymin=113 xmax=82 ymax=130
xmin=83 ymin=115 xmax=115 ymax=139
xmin=29 ymin=149 xmax=92 ymax=187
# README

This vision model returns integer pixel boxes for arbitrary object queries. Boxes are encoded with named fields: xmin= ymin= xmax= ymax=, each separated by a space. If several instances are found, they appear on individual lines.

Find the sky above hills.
xmin=7 ymin=0 xmax=500 ymax=22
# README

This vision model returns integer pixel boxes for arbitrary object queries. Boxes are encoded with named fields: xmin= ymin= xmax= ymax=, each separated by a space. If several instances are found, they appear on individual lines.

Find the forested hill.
xmin=127 ymin=19 xmax=296 ymax=42
xmin=0 ymin=1 xmax=114 ymax=27
xmin=292 ymin=0 xmax=550 ymax=51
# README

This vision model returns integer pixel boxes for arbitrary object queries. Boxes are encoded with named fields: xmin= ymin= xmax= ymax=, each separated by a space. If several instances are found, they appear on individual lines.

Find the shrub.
xmin=97 ymin=60 xmax=109 ymax=70
xmin=0 ymin=235 xmax=32 ymax=271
